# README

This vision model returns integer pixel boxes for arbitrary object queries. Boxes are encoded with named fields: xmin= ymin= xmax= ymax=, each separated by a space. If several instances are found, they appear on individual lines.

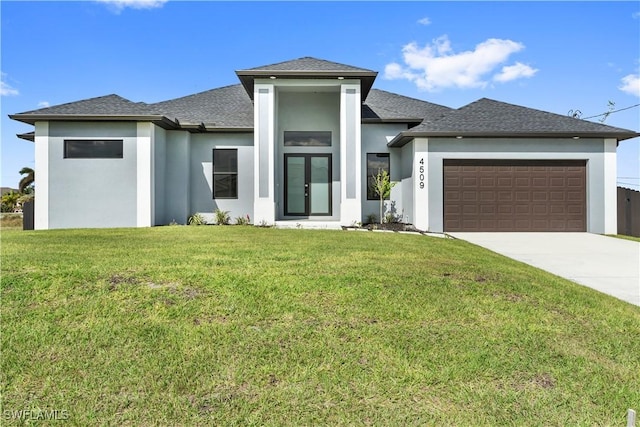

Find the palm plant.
xmin=1 ymin=191 xmax=21 ymax=212
xmin=18 ymin=167 xmax=35 ymax=194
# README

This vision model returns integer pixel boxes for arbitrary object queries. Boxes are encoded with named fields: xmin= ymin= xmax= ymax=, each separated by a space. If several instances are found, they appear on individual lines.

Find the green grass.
xmin=2 ymin=227 xmax=639 ymax=425
xmin=608 ymin=234 xmax=640 ymax=242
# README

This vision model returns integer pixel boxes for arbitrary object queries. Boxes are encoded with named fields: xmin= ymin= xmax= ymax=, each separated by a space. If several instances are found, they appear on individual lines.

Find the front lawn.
xmin=609 ymin=234 xmax=640 ymax=242
xmin=1 ymin=227 xmax=638 ymax=425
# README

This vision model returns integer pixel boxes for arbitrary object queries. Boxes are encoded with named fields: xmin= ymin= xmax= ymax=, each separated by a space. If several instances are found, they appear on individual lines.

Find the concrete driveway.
xmin=449 ymin=233 xmax=640 ymax=307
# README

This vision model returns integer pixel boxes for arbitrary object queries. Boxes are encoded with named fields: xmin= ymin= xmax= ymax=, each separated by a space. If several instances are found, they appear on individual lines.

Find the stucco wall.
xmin=47 ymin=121 xmax=138 ymax=229
xmin=189 ymin=133 xmax=254 ymax=223
xmin=276 ymin=91 xmax=341 ymax=220
xmin=165 ymin=131 xmax=191 ymax=224
xmin=360 ymin=123 xmax=407 ymax=223
xmin=153 ymin=126 xmax=166 ymax=225
xmin=424 ymin=137 xmax=611 ymax=233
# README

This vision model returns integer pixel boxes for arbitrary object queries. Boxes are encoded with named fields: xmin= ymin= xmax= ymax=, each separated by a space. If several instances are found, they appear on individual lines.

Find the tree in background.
xmin=1 ymin=191 xmax=21 ymax=212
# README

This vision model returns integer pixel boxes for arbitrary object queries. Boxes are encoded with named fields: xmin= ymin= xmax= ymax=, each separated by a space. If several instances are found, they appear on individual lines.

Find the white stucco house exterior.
xmin=10 ymin=57 xmax=639 ymax=232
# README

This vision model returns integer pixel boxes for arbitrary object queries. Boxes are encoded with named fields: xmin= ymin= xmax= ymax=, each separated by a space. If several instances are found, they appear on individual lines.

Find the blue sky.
xmin=2 ymin=1 xmax=639 ymax=189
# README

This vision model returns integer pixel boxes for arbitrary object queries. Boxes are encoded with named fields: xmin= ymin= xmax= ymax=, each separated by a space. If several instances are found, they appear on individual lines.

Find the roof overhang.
xmin=235 ymin=70 xmax=378 ymax=100
xmin=8 ymin=114 xmax=179 ymax=130
xmin=387 ymin=130 xmax=640 ymax=147
xmin=17 ymin=131 xmax=35 ymax=142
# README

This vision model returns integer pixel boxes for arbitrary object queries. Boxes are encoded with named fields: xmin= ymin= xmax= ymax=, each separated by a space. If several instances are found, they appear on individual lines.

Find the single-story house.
xmin=10 ymin=57 xmax=639 ymax=232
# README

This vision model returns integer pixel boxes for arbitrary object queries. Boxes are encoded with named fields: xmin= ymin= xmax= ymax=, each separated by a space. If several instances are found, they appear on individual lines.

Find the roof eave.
xmin=202 ymin=126 xmax=253 ymax=133
xmin=9 ymin=114 xmax=180 ymax=130
xmin=17 ymin=132 xmax=35 ymax=142
xmin=361 ymin=118 xmax=423 ymax=125
xmin=236 ymin=70 xmax=378 ymax=100
xmin=387 ymin=130 xmax=640 ymax=147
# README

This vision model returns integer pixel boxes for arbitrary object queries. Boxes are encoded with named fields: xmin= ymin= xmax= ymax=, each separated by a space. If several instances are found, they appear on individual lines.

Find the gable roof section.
xmin=9 ymin=94 xmax=174 ymax=128
xmin=236 ymin=56 xmax=378 ymax=99
xmin=363 ymin=89 xmax=452 ymax=124
xmin=244 ymin=57 xmax=374 ymax=73
xmin=388 ymin=98 xmax=639 ymax=146
xmin=150 ymin=84 xmax=253 ymax=130
xmin=12 ymin=94 xmax=156 ymax=117
xmin=11 ymin=84 xmax=444 ymax=134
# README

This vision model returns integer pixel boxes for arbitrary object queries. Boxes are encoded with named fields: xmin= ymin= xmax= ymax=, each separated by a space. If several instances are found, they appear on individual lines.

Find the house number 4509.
xmin=418 ymin=158 xmax=425 ymax=189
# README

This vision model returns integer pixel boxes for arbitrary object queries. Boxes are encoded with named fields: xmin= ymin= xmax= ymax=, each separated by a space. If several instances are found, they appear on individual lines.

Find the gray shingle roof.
xmin=242 ymin=57 xmax=375 ymax=73
xmin=15 ymin=94 xmax=157 ymax=116
xmin=150 ymin=84 xmax=253 ymax=129
xmin=415 ymin=98 xmax=635 ymax=134
xmin=9 ymin=59 xmax=638 ymax=142
xmin=363 ymin=89 xmax=452 ymax=123
xmin=12 ymin=84 xmax=448 ymax=130
xmin=236 ymin=56 xmax=378 ymax=100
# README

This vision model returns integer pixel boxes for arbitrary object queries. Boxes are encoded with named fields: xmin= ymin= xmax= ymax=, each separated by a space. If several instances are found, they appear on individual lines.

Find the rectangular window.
xmin=367 ymin=153 xmax=390 ymax=200
xmin=213 ymin=149 xmax=238 ymax=199
xmin=64 ymin=140 xmax=123 ymax=159
xmin=284 ymin=131 xmax=331 ymax=147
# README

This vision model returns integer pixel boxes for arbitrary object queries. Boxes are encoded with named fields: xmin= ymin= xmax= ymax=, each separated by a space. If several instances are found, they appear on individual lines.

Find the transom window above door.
xmin=284 ymin=131 xmax=332 ymax=147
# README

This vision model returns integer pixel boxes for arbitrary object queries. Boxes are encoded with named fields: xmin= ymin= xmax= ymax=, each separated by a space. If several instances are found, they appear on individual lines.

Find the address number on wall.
xmin=418 ymin=158 xmax=425 ymax=189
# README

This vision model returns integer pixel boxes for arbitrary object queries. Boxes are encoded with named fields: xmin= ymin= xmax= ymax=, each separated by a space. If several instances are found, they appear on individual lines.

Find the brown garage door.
xmin=444 ymin=160 xmax=586 ymax=232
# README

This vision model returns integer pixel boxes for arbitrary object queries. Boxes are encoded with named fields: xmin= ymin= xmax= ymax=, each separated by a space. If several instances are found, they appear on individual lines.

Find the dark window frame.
xmin=63 ymin=140 xmax=123 ymax=159
xmin=212 ymin=149 xmax=238 ymax=199
xmin=366 ymin=153 xmax=391 ymax=200
xmin=284 ymin=131 xmax=332 ymax=147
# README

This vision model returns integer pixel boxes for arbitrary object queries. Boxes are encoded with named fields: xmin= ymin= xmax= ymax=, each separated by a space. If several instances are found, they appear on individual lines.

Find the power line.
xmin=582 ymin=103 xmax=640 ymax=120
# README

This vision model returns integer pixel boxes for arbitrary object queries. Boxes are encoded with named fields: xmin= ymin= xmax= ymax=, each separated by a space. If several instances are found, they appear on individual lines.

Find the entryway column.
xmin=136 ymin=122 xmax=155 ymax=227
xmin=34 ymin=121 xmax=49 ymax=230
xmin=603 ymin=138 xmax=617 ymax=234
xmin=339 ymin=84 xmax=361 ymax=225
xmin=253 ymin=84 xmax=276 ymax=225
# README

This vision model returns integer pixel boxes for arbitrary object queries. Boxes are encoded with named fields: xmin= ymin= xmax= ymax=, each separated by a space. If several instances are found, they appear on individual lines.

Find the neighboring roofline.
xmin=388 ymin=130 xmax=640 ymax=147
xmin=236 ymin=69 xmax=378 ymax=100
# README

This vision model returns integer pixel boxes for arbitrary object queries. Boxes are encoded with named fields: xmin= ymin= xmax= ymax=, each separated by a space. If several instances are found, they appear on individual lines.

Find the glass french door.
xmin=284 ymin=154 xmax=331 ymax=216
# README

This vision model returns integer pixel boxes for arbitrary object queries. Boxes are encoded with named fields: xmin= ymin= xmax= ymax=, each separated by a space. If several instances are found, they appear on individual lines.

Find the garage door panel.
xmin=444 ymin=160 xmax=586 ymax=232
xmin=532 ymin=205 xmax=548 ymax=215
xmin=498 ymin=205 xmax=513 ymax=214
xmin=532 ymin=191 xmax=548 ymax=201
xmin=479 ymin=191 xmax=496 ymax=201
xmin=497 ymin=177 xmax=513 ymax=187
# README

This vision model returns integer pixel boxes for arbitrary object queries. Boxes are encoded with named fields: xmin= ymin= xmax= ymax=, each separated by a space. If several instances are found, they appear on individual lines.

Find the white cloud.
xmin=1 ymin=73 xmax=19 ymax=96
xmin=38 ymin=101 xmax=50 ymax=108
xmin=632 ymin=11 xmax=640 ymax=19
xmin=384 ymin=35 xmax=535 ymax=91
xmin=417 ymin=17 xmax=431 ymax=26
xmin=96 ymin=0 xmax=168 ymax=12
xmin=619 ymin=73 xmax=640 ymax=97
xmin=493 ymin=62 xmax=538 ymax=82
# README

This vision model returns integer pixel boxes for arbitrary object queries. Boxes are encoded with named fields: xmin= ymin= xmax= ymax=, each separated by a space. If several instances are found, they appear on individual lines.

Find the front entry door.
xmin=285 ymin=154 xmax=331 ymax=216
